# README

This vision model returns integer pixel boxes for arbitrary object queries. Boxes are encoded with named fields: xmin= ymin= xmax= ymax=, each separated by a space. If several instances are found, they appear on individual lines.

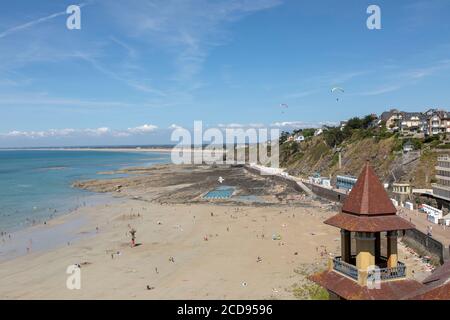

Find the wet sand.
xmin=0 ymin=164 xmax=431 ymax=299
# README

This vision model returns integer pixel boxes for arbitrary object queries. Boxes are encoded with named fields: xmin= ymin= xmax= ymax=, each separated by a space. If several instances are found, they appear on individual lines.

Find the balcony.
xmin=333 ymin=256 xmax=358 ymax=280
xmin=368 ymin=262 xmax=406 ymax=281
xmin=332 ymin=257 xmax=407 ymax=282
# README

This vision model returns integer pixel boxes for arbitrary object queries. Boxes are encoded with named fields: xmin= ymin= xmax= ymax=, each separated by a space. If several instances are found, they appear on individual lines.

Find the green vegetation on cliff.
xmin=279 ymin=115 xmax=446 ymax=188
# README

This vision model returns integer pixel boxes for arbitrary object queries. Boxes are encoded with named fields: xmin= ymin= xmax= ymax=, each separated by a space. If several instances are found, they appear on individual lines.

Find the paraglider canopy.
xmin=331 ymin=87 xmax=344 ymax=93
xmin=280 ymin=103 xmax=288 ymax=114
xmin=331 ymin=87 xmax=344 ymax=101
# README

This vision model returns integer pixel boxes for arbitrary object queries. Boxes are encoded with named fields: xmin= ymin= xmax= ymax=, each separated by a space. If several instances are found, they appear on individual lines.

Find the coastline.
xmin=0 ymin=147 xmax=218 ymax=154
xmin=0 ymin=193 xmax=121 ymax=263
xmin=0 ymin=163 xmax=433 ymax=299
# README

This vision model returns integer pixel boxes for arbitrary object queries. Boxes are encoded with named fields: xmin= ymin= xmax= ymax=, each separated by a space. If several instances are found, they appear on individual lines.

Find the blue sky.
xmin=1 ymin=0 xmax=450 ymax=147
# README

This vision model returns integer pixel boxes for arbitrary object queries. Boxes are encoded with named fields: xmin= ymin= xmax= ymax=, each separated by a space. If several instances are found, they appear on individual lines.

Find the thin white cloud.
xmin=127 ymin=124 xmax=158 ymax=134
xmin=104 ymin=0 xmax=283 ymax=84
xmin=169 ymin=124 xmax=184 ymax=130
xmin=1 ymin=124 xmax=159 ymax=139
xmin=0 ymin=3 xmax=87 ymax=39
xmin=354 ymin=59 xmax=450 ymax=97
xmin=284 ymin=90 xmax=318 ymax=99
xmin=73 ymin=52 xmax=167 ymax=97
xmin=356 ymin=85 xmax=402 ymax=97
xmin=0 ymin=94 xmax=167 ymax=109
xmin=271 ymin=121 xmax=337 ymax=129
xmin=217 ymin=123 xmax=265 ymax=128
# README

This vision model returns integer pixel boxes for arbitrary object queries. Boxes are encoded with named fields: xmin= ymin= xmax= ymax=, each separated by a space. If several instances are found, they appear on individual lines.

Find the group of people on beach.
xmin=0 ymin=231 xmax=12 ymax=243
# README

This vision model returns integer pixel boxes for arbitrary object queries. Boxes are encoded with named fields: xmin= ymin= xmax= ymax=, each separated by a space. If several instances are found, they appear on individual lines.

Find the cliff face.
xmin=280 ymin=134 xmax=437 ymax=188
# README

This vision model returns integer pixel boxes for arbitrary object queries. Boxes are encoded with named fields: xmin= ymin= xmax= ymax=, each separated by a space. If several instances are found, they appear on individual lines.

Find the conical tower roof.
xmin=324 ymin=162 xmax=414 ymax=232
xmin=342 ymin=162 xmax=396 ymax=216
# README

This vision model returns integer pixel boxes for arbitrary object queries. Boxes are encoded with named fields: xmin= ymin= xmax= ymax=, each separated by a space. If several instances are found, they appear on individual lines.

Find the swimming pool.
xmin=203 ymin=186 xmax=235 ymax=199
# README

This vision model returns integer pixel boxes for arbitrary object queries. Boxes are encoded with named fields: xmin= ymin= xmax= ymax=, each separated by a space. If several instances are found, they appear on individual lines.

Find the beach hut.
xmin=440 ymin=214 xmax=450 ymax=226
xmin=421 ymin=204 xmax=443 ymax=224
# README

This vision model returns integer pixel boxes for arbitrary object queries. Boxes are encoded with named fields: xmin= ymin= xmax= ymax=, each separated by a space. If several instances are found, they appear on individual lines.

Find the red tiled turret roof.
xmin=324 ymin=162 xmax=415 ymax=232
xmin=341 ymin=162 xmax=396 ymax=216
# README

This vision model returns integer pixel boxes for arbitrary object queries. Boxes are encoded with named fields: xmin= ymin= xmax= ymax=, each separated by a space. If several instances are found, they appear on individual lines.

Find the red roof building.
xmin=309 ymin=162 xmax=422 ymax=300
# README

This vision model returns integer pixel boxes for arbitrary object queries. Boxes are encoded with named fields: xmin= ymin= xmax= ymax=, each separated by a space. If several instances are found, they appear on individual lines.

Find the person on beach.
xmin=130 ymin=228 xmax=137 ymax=247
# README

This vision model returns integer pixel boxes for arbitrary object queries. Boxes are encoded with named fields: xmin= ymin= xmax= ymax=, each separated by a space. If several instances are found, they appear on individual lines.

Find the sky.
xmin=0 ymin=0 xmax=450 ymax=147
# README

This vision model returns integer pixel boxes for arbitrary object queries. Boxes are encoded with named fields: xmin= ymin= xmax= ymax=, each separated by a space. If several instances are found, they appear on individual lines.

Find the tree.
xmin=279 ymin=131 xmax=290 ymax=144
xmin=362 ymin=114 xmax=376 ymax=129
xmin=346 ymin=117 xmax=363 ymax=130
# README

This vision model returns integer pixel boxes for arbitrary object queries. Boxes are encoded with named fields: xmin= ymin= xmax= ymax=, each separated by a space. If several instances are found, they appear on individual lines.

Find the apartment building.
xmin=432 ymin=155 xmax=450 ymax=201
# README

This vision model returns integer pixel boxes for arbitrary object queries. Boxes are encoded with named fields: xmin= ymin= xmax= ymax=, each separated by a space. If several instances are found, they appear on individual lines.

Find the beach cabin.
xmin=320 ymin=178 xmax=332 ymax=188
xmin=440 ymin=214 xmax=450 ymax=226
xmin=309 ymin=176 xmax=331 ymax=188
xmin=421 ymin=204 xmax=443 ymax=224
xmin=336 ymin=175 xmax=357 ymax=191
xmin=405 ymin=202 xmax=414 ymax=211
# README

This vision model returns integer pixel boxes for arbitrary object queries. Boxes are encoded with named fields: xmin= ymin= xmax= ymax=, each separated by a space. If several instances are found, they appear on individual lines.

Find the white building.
xmin=441 ymin=214 xmax=450 ymax=226
xmin=432 ymin=155 xmax=450 ymax=201
xmin=421 ymin=204 xmax=443 ymax=224
xmin=405 ymin=202 xmax=414 ymax=211
xmin=309 ymin=176 xmax=331 ymax=188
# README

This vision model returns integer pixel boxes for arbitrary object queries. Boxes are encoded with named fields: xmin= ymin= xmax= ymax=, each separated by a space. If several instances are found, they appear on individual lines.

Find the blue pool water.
xmin=0 ymin=150 xmax=170 ymax=232
xmin=203 ymin=186 xmax=235 ymax=199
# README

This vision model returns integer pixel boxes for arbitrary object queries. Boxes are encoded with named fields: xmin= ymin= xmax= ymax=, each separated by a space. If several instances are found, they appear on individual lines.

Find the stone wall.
xmin=401 ymin=228 xmax=449 ymax=265
xmin=303 ymin=182 xmax=348 ymax=203
xmin=244 ymin=166 xmax=304 ymax=193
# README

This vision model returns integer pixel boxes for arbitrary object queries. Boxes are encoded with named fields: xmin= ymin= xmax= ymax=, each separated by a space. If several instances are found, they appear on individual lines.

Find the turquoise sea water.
xmin=0 ymin=150 xmax=170 ymax=233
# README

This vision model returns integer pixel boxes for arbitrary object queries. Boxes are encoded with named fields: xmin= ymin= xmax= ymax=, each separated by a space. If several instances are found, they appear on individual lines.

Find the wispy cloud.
xmin=0 ymin=3 xmax=87 ymax=39
xmin=271 ymin=121 xmax=337 ymax=129
xmin=1 ymin=124 xmax=159 ymax=139
xmin=284 ymin=90 xmax=318 ymax=100
xmin=217 ymin=123 xmax=265 ymax=129
xmin=104 ymin=0 xmax=283 ymax=84
xmin=0 ymin=93 xmax=161 ymax=109
xmin=354 ymin=59 xmax=450 ymax=96
xmin=73 ymin=51 xmax=168 ymax=97
xmin=356 ymin=85 xmax=402 ymax=97
xmin=401 ymin=59 xmax=450 ymax=80
xmin=127 ymin=124 xmax=158 ymax=134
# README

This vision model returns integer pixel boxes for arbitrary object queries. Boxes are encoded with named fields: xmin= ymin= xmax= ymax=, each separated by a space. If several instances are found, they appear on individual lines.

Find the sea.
xmin=0 ymin=149 xmax=171 ymax=233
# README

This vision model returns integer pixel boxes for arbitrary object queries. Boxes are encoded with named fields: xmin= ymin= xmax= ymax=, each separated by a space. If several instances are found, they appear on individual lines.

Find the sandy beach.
xmin=0 ymin=164 xmax=431 ymax=300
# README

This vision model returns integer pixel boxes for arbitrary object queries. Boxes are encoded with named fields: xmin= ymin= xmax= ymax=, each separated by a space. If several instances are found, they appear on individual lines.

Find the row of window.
xmin=437 ymin=161 xmax=450 ymax=168
xmin=434 ymin=187 xmax=450 ymax=199
xmin=436 ymin=179 xmax=450 ymax=187
xmin=437 ymin=170 xmax=450 ymax=177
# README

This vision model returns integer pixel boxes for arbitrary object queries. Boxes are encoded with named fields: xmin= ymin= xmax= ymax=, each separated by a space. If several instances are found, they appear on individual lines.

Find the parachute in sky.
xmin=280 ymin=103 xmax=288 ymax=114
xmin=331 ymin=87 xmax=344 ymax=101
